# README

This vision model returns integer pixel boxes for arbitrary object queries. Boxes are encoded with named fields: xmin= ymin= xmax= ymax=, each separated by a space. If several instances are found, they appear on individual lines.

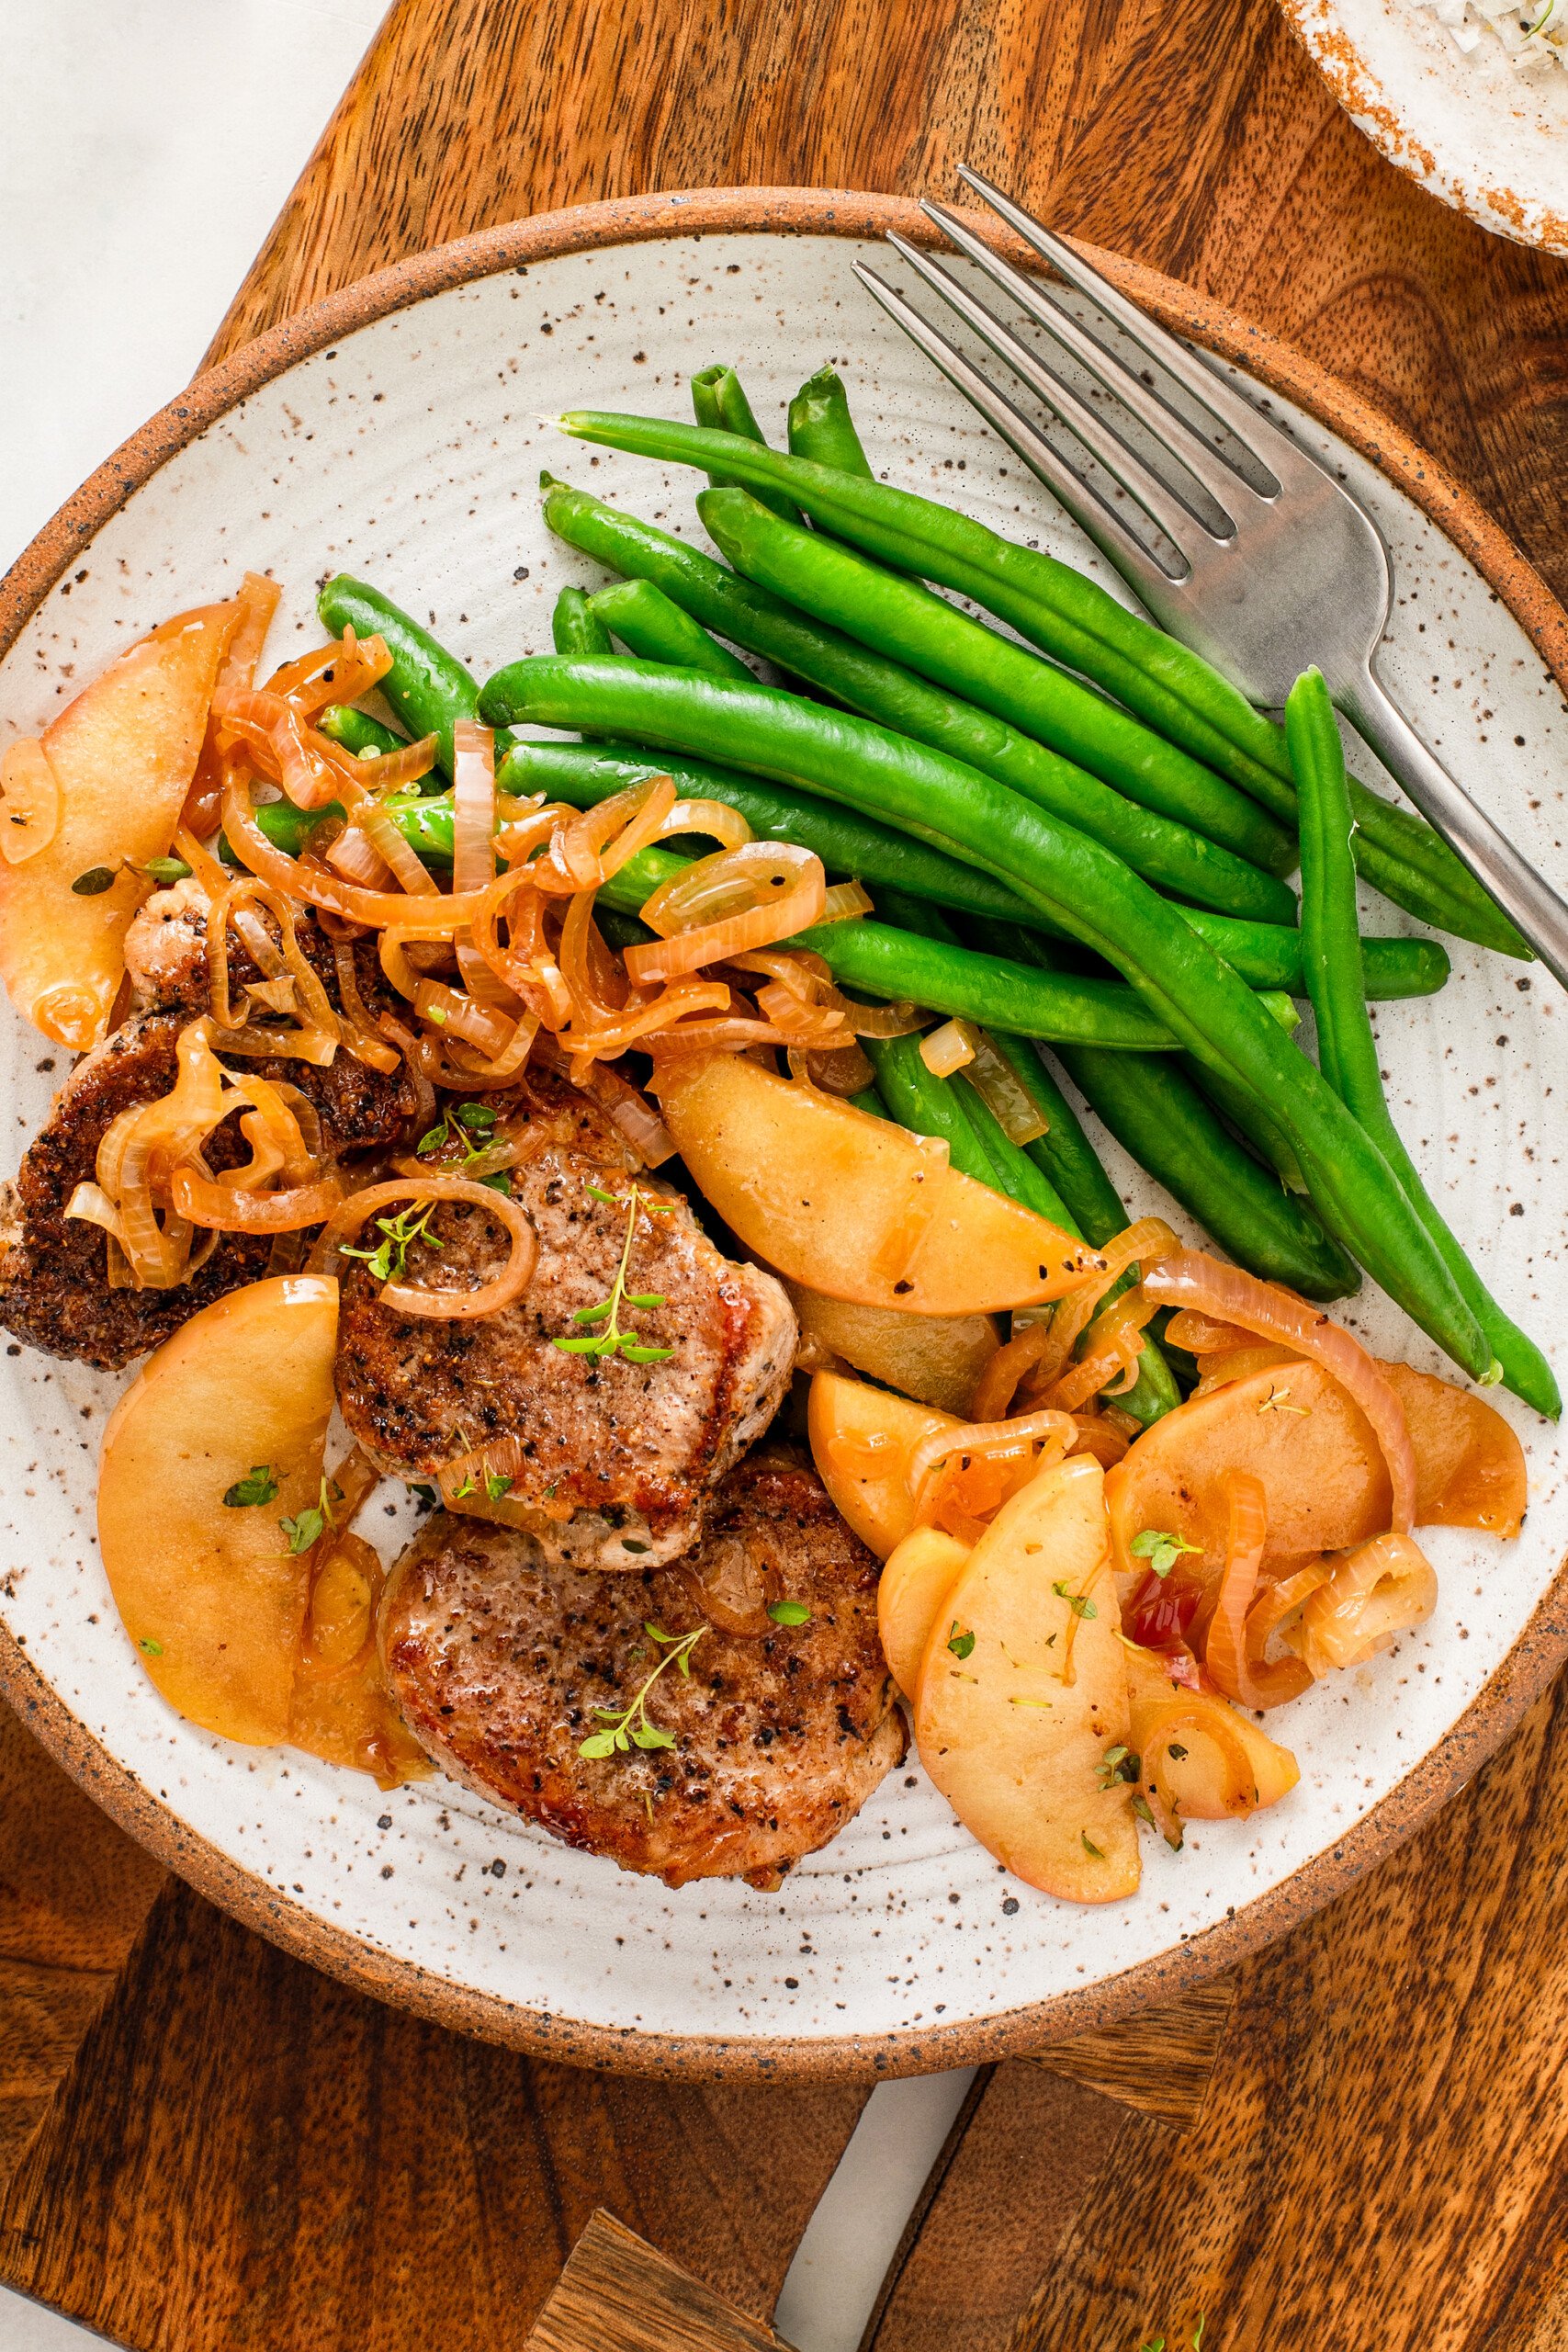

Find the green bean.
xmin=793 ymin=921 xmax=1183 ymax=1049
xmin=864 ymin=1034 xmax=1011 ymax=1191
xmin=1175 ymin=916 xmax=1445 ymax=1001
xmin=966 ymin=911 xmax=1353 ymax=1293
xmin=553 ymin=413 xmax=1526 ymax=956
xmin=695 ymin=482 xmax=1292 ymax=878
xmin=690 ymin=366 xmax=801 ymax=523
xmin=219 ymin=790 xmax=455 ymax=871
xmin=496 ymin=736 xmax=1058 ymax=927
xmin=552 ymin=585 xmax=613 ymax=658
xmin=588 ymin=578 xmax=753 ymax=681
xmin=541 ymin=474 xmax=1294 ymax=922
xmin=1056 ymin=1046 xmax=1359 ymax=1300
xmin=502 ymin=722 xmax=1447 ymax=1001
xmin=317 ymin=704 xmax=406 ymax=759
xmin=316 ymin=577 xmax=513 ymax=777
xmin=982 ymin=1030 xmax=1130 ymax=1252
xmin=1290 ymin=669 xmax=1557 ymax=1415
xmin=788 ymin=366 xmax=874 ymax=476
xmin=1179 ymin=1053 xmax=1308 ymax=1194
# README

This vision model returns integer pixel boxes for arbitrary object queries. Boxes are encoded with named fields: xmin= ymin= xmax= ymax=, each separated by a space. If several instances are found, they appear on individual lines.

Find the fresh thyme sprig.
xmin=553 ymin=1182 xmax=675 ymax=1363
xmin=223 ymin=1464 xmax=280 ymax=1509
xmin=579 ymin=1623 xmax=704 ymax=1759
xmin=415 ymin=1102 xmax=513 ymax=1193
xmin=1053 ymin=1579 xmax=1098 ymax=1621
xmin=280 ymin=1474 xmax=343 ymax=1556
xmin=340 ymin=1200 xmax=443 ymax=1285
xmin=1129 ymin=1529 xmax=1203 ymax=1580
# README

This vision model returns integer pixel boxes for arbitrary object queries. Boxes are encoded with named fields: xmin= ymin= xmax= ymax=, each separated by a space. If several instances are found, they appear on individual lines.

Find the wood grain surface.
xmin=7 ymin=0 xmax=1568 ymax=2344
xmin=0 ymin=1866 xmax=867 ymax=2348
xmin=0 ymin=1703 xmax=162 ymax=2179
xmin=524 ymin=2211 xmax=789 ymax=2352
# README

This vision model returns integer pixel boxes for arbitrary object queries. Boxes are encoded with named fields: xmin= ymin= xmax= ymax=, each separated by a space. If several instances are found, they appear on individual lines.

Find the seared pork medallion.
xmin=0 ymin=888 xmax=418 ymax=1368
xmin=334 ymin=1061 xmax=795 ymax=1568
xmin=379 ymin=1453 xmax=903 ymax=1883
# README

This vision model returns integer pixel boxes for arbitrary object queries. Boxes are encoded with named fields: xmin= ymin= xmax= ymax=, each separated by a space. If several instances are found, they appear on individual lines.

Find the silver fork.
xmin=853 ymin=165 xmax=1568 ymax=990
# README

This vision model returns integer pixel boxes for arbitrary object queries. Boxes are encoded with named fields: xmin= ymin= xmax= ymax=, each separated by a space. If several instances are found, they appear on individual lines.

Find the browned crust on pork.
xmin=379 ymin=1453 xmax=903 ymax=1883
xmin=334 ymin=1065 xmax=795 ymax=1568
xmin=0 ymin=894 xmax=418 ymax=1368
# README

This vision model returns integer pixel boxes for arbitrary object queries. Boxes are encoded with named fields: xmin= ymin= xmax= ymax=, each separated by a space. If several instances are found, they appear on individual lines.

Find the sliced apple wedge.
xmin=912 ymin=1453 xmax=1139 ymax=1902
xmin=97 ymin=1274 xmax=338 ymax=1744
xmin=878 ymin=1525 xmax=971 ymax=1698
xmin=289 ymin=1532 xmax=432 ymax=1788
xmin=784 ymin=1280 xmax=999 ymax=1415
xmin=0 ymin=601 xmax=238 ymax=1046
xmin=1123 ymin=1642 xmax=1299 ymax=1826
xmin=807 ymin=1371 xmax=957 ymax=1559
xmin=1105 ymin=1356 xmax=1528 ymax=1576
xmin=658 ymin=1054 xmax=1098 ymax=1314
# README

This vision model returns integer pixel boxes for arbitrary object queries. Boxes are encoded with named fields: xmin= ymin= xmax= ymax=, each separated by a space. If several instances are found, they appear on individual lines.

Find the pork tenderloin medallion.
xmin=379 ymin=1453 xmax=904 ymax=1884
xmin=333 ymin=1064 xmax=795 ymax=1569
xmin=0 ymin=886 xmax=418 ymax=1369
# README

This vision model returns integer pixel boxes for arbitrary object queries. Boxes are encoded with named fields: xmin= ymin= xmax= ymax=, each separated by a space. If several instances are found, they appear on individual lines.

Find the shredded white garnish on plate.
xmin=1409 ymin=0 xmax=1566 ymax=74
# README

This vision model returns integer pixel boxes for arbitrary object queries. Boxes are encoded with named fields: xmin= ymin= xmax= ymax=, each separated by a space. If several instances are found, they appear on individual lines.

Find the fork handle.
xmin=1336 ymin=661 xmax=1568 ymax=991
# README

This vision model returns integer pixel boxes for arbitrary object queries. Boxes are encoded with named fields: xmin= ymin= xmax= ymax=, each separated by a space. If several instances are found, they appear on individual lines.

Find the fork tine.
xmin=885 ymin=232 xmax=1216 ymax=560
xmin=920 ymin=199 xmax=1267 ymax=523
xmin=956 ymin=166 xmax=1297 ymax=490
xmin=851 ymin=259 xmax=1181 ymax=608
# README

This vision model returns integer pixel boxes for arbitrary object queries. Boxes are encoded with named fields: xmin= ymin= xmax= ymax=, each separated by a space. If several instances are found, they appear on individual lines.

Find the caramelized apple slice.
xmin=784 ymin=1280 xmax=999 ymax=1415
xmin=0 ymin=602 xmax=238 ymax=1046
xmin=97 ymin=1273 xmax=338 ymax=1744
xmin=1122 ymin=1641 xmax=1298 ymax=1827
xmin=289 ymin=1532 xmax=431 ymax=1787
xmin=807 ymin=1371 xmax=957 ymax=1559
xmin=1106 ymin=1357 xmax=1527 ymax=1578
xmin=658 ymin=1054 xmax=1098 ymax=1314
xmin=913 ymin=1453 xmax=1139 ymax=1902
xmin=878 ymin=1525 xmax=971 ymax=1697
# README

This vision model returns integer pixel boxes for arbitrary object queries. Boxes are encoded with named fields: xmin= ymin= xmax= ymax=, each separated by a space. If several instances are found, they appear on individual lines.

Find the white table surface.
xmin=0 ymin=12 xmax=964 ymax=2348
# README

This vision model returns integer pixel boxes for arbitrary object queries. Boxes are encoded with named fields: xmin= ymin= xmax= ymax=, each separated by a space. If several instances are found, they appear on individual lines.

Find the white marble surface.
xmin=2 ymin=11 xmax=387 ymax=2343
xmin=1 ymin=0 xmax=390 ymax=577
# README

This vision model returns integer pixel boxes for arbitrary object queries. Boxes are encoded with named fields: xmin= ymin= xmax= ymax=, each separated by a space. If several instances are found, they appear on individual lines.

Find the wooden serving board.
xmin=6 ymin=1 xmax=1568 ymax=2344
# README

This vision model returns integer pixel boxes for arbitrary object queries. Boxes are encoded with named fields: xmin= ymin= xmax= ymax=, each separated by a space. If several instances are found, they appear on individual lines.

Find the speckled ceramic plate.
xmin=1279 ymin=0 xmax=1568 ymax=254
xmin=2 ymin=190 xmax=1566 ymax=2081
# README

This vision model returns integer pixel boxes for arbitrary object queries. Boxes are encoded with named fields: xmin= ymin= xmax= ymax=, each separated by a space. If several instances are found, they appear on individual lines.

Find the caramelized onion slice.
xmin=1292 ymin=1532 xmax=1438 ymax=1678
xmin=919 ymin=1019 xmax=976 ymax=1078
xmin=657 ymin=797 xmax=752 ymax=852
xmin=966 ymin=1031 xmax=1048 ymax=1146
xmin=308 ymin=1176 xmax=537 ymax=1320
xmin=1204 ymin=1471 xmax=1311 ymax=1710
xmin=629 ymin=842 xmax=826 ymax=984
xmin=169 ymin=1168 xmax=348 ymax=1232
xmin=1143 ymin=1250 xmax=1416 ymax=1535
xmin=222 ymin=773 xmax=493 ymax=932
xmin=905 ymin=1407 xmax=1077 ymax=1523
